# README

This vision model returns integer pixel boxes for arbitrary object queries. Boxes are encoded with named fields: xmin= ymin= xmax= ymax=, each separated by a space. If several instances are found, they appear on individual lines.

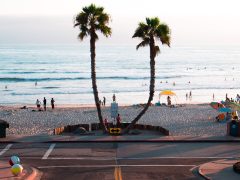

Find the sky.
xmin=0 ymin=0 xmax=240 ymax=45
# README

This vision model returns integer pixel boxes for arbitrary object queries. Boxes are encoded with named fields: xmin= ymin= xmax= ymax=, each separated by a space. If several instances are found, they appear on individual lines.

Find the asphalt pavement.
xmin=0 ymin=141 xmax=240 ymax=179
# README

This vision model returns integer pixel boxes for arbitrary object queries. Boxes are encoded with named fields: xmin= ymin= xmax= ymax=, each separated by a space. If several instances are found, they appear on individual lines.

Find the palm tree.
xmin=125 ymin=17 xmax=171 ymax=133
xmin=74 ymin=4 xmax=111 ymax=130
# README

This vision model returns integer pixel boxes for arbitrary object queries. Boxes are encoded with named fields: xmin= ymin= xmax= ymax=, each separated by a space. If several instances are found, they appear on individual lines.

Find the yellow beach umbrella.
xmin=159 ymin=90 xmax=177 ymax=104
xmin=159 ymin=90 xmax=176 ymax=96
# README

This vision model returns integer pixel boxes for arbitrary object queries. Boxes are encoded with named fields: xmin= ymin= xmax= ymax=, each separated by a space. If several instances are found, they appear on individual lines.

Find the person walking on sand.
xmin=51 ymin=98 xmax=55 ymax=109
xmin=112 ymin=94 xmax=116 ymax=102
xmin=36 ymin=99 xmax=41 ymax=110
xmin=43 ymin=97 xmax=47 ymax=111
xmin=103 ymin=97 xmax=106 ymax=106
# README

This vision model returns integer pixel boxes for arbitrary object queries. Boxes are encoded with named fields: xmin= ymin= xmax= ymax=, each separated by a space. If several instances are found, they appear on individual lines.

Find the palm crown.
xmin=74 ymin=4 xmax=111 ymax=40
xmin=133 ymin=17 xmax=170 ymax=57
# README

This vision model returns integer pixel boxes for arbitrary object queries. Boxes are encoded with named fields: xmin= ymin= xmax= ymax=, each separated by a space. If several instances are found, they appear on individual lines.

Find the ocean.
xmin=0 ymin=44 xmax=240 ymax=105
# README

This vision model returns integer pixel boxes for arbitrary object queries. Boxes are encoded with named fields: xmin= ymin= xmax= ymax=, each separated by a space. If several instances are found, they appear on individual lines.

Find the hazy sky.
xmin=0 ymin=0 xmax=240 ymax=45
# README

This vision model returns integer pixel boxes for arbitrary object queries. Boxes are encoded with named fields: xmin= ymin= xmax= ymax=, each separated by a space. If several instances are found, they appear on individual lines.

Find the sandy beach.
xmin=0 ymin=104 xmax=226 ymax=136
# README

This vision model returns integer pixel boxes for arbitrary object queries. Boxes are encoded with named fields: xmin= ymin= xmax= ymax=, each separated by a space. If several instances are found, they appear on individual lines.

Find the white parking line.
xmin=0 ymin=144 xmax=12 ymax=156
xmin=38 ymin=164 xmax=196 ymax=169
xmin=47 ymin=156 xmax=237 ymax=160
xmin=42 ymin=143 xmax=56 ymax=160
xmin=49 ymin=157 xmax=116 ymax=160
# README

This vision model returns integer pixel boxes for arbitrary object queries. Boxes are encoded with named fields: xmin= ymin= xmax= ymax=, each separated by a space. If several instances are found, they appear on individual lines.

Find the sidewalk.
xmin=199 ymin=159 xmax=240 ymax=180
xmin=1 ymin=134 xmax=240 ymax=143
xmin=0 ymin=160 xmax=42 ymax=180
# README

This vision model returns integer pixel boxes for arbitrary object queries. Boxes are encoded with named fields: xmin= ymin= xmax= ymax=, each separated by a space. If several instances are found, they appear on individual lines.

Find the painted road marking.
xmin=114 ymin=166 xmax=122 ymax=180
xmin=38 ymin=164 xmax=196 ymax=169
xmin=47 ymin=156 xmax=238 ymax=160
xmin=42 ymin=144 xmax=56 ymax=160
xmin=0 ymin=144 xmax=12 ymax=156
xmin=48 ymin=157 xmax=116 ymax=160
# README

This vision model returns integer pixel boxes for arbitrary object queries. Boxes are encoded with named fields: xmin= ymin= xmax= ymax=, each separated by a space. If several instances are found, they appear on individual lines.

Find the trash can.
xmin=0 ymin=120 xmax=9 ymax=138
xmin=228 ymin=121 xmax=239 ymax=137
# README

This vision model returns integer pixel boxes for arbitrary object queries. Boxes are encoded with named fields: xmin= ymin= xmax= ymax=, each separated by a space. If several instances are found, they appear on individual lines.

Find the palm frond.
xmin=155 ymin=24 xmax=171 ymax=47
xmin=150 ymin=17 xmax=160 ymax=28
xmin=160 ymin=35 xmax=171 ymax=47
xmin=80 ymin=25 xmax=89 ymax=34
xmin=97 ymin=13 xmax=110 ymax=25
xmin=74 ymin=12 xmax=88 ymax=27
xmin=74 ymin=4 xmax=111 ymax=41
xmin=96 ymin=25 xmax=111 ymax=37
xmin=156 ymin=24 xmax=170 ymax=36
xmin=94 ymin=6 xmax=104 ymax=16
xmin=146 ymin=18 xmax=151 ymax=26
xmin=78 ymin=32 xmax=87 ymax=41
xmin=83 ymin=4 xmax=96 ymax=14
xmin=132 ymin=22 xmax=148 ymax=38
xmin=136 ymin=38 xmax=150 ymax=50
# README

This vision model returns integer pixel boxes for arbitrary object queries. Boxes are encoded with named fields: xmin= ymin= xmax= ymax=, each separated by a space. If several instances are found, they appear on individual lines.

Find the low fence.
xmin=53 ymin=122 xmax=169 ymax=136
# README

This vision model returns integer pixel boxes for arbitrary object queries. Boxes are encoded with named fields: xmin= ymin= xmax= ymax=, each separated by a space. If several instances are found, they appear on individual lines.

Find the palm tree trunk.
xmin=90 ymin=31 xmax=105 ymax=131
xmin=124 ymin=38 xmax=155 ymax=133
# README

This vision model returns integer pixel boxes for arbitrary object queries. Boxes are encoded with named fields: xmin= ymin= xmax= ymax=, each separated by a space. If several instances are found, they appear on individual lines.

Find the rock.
xmin=73 ymin=127 xmax=87 ymax=135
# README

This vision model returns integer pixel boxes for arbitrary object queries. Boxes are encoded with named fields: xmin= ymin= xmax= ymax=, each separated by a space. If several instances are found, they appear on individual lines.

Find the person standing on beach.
xmin=236 ymin=94 xmax=240 ymax=103
xmin=116 ymin=114 xmax=121 ymax=128
xmin=36 ymin=99 xmax=41 ymax=110
xmin=167 ymin=96 xmax=171 ymax=106
xmin=103 ymin=97 xmax=106 ymax=106
xmin=189 ymin=91 xmax=192 ymax=100
xmin=213 ymin=93 xmax=215 ymax=101
xmin=104 ymin=118 xmax=109 ymax=129
xmin=113 ymin=94 xmax=116 ymax=102
xmin=51 ymin=98 xmax=55 ymax=109
xmin=186 ymin=93 xmax=188 ymax=100
xmin=43 ymin=97 xmax=47 ymax=111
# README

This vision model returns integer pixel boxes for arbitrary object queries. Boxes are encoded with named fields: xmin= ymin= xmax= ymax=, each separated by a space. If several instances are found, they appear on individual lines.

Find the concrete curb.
xmin=25 ymin=167 xmax=42 ymax=180
xmin=198 ymin=167 xmax=211 ymax=180
xmin=198 ymin=159 xmax=240 ymax=180
xmin=0 ymin=161 xmax=42 ymax=180
xmin=1 ymin=139 xmax=240 ymax=143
